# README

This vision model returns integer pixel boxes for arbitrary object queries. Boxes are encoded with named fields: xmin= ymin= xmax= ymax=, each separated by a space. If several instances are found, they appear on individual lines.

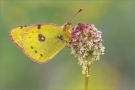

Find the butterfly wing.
xmin=21 ymin=24 xmax=70 ymax=63
xmin=10 ymin=25 xmax=33 ymax=49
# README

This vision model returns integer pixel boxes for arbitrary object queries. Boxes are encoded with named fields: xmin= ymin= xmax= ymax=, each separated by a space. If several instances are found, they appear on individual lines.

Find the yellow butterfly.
xmin=10 ymin=8 xmax=82 ymax=64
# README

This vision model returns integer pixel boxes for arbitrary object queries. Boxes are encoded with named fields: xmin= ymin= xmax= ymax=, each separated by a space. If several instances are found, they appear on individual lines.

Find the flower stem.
xmin=85 ymin=66 xmax=90 ymax=90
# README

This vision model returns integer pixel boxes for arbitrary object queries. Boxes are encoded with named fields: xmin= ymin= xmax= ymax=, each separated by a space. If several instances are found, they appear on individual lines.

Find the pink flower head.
xmin=69 ymin=23 xmax=105 ymax=76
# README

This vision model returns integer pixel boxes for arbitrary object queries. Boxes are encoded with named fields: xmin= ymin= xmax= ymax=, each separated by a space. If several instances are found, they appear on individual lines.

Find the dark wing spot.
xmin=57 ymin=35 xmax=64 ymax=41
xmin=29 ymin=37 xmax=31 ymax=38
xmin=20 ymin=25 xmax=27 ymax=29
xmin=38 ymin=34 xmax=42 ymax=37
xmin=37 ymin=24 xmax=41 ymax=29
xmin=35 ymin=50 xmax=37 ymax=53
xmin=20 ymin=26 xmax=23 ymax=29
xmin=40 ymin=54 xmax=43 ymax=57
xmin=31 ymin=46 xmax=33 ymax=49
xmin=38 ymin=34 xmax=45 ymax=42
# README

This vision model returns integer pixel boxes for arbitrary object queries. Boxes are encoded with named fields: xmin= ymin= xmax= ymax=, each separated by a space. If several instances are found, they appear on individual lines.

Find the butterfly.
xmin=10 ymin=8 xmax=82 ymax=64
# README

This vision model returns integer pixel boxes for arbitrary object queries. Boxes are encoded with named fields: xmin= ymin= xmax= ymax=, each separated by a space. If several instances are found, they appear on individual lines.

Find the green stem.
xmin=85 ymin=66 xmax=90 ymax=90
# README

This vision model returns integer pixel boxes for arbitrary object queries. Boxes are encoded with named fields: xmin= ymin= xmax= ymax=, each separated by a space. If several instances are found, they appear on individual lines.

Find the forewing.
xmin=10 ymin=25 xmax=33 ymax=49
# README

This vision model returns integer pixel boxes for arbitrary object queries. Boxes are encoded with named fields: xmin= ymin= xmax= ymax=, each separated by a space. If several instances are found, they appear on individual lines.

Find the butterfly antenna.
xmin=67 ymin=8 xmax=83 ymax=24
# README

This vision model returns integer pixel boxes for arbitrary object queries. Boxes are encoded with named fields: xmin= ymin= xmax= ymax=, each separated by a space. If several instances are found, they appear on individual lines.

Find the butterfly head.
xmin=61 ymin=22 xmax=72 ymax=38
xmin=61 ymin=8 xmax=83 ymax=38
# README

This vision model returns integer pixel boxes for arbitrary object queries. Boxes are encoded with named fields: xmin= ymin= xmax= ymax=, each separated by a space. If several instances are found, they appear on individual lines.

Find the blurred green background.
xmin=0 ymin=0 xmax=134 ymax=90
